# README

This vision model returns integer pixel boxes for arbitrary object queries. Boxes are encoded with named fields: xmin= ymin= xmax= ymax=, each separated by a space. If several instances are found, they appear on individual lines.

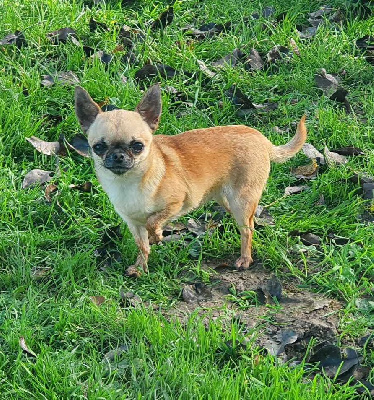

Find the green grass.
xmin=1 ymin=0 xmax=374 ymax=398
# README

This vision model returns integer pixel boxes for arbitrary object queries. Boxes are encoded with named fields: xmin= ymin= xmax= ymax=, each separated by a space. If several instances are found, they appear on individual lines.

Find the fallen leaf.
xmin=135 ymin=63 xmax=178 ymax=80
xmin=182 ymin=285 xmax=198 ymax=303
xmin=182 ymin=283 xmax=212 ymax=303
xmin=151 ymin=6 xmax=174 ymax=30
xmin=254 ymin=205 xmax=275 ymax=226
xmin=314 ymin=68 xmax=339 ymax=93
xmin=103 ymin=345 xmax=129 ymax=362
xmin=327 ymin=233 xmax=350 ymax=245
xmin=291 ymin=159 xmax=318 ymax=180
xmin=266 ymin=45 xmax=291 ymax=64
xmin=47 ymin=27 xmax=77 ymax=44
xmin=356 ymin=297 xmax=374 ymax=313
xmin=19 ymin=337 xmax=37 ymax=357
xmin=349 ymin=173 xmax=374 ymax=185
xmin=41 ymin=71 xmax=79 ymax=87
xmin=260 ymin=276 xmax=282 ymax=303
xmin=264 ymin=329 xmax=298 ymax=356
xmin=186 ymin=218 xmax=206 ymax=236
xmin=309 ymin=345 xmax=361 ymax=379
xmin=244 ymin=48 xmax=264 ymax=71
xmin=297 ymin=25 xmax=318 ymax=39
xmin=300 ymin=232 xmax=322 ymax=246
xmin=212 ymin=48 xmax=243 ymax=68
xmin=188 ymin=240 xmax=202 ymax=259
xmin=197 ymin=60 xmax=216 ymax=78
xmin=309 ymin=5 xmax=335 ymax=20
xmin=83 ymin=45 xmax=95 ymax=57
xmin=184 ymin=22 xmax=231 ymax=40
xmin=356 ymin=35 xmax=374 ymax=64
xmin=262 ymin=6 xmax=275 ymax=19
xmin=118 ymin=25 xmax=145 ymax=48
xmin=362 ymin=183 xmax=374 ymax=200
xmin=89 ymin=18 xmax=110 ymax=32
xmin=285 ymin=186 xmax=308 ymax=195
xmin=66 ymin=134 xmax=90 ymax=157
xmin=302 ymin=143 xmax=325 ymax=164
xmin=22 ymin=169 xmax=53 ymax=189
xmin=289 ymin=38 xmax=301 ymax=57
xmin=31 ymin=267 xmax=52 ymax=279
xmin=91 ymin=51 xmax=113 ymax=65
xmin=45 ymin=184 xmax=58 ymax=202
xmin=163 ymin=221 xmax=186 ymax=235
xmin=324 ymin=146 xmax=348 ymax=166
xmin=40 ymin=75 xmax=54 ymax=87
xmin=330 ymin=88 xmax=352 ymax=113
xmin=90 ymin=296 xmax=106 ymax=306
xmin=225 ymin=85 xmax=255 ymax=109
xmin=26 ymin=136 xmax=66 ymax=156
xmin=119 ymin=290 xmax=142 ymax=307
xmin=69 ymin=182 xmax=92 ymax=192
xmin=0 ymin=31 xmax=27 ymax=48
xmin=330 ymin=147 xmax=364 ymax=156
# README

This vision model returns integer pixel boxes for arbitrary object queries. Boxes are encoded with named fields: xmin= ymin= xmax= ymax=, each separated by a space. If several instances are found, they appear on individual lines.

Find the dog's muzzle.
xmin=104 ymin=149 xmax=134 ymax=175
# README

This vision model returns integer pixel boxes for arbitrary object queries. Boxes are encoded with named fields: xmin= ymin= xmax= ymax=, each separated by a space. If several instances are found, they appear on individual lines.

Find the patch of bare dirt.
xmin=164 ymin=260 xmax=342 ymax=358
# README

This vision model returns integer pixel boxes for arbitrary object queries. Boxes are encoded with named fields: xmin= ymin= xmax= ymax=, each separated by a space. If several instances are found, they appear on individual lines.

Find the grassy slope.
xmin=0 ymin=0 xmax=373 ymax=398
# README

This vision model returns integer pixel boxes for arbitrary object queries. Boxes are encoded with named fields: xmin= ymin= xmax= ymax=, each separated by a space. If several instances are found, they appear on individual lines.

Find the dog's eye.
xmin=92 ymin=142 xmax=107 ymax=154
xmin=130 ymin=141 xmax=144 ymax=154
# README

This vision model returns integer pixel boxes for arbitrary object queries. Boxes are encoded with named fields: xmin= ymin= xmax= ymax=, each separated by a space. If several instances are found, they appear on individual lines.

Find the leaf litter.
xmin=0 ymin=31 xmax=27 ymax=48
xmin=19 ymin=337 xmax=37 ymax=357
xmin=26 ymin=135 xmax=67 ymax=156
xmin=66 ymin=134 xmax=90 ymax=157
xmin=22 ymin=169 xmax=53 ymax=189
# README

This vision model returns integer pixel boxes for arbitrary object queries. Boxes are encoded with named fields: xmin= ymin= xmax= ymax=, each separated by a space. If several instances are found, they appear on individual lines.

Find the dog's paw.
xmin=125 ymin=265 xmax=142 ymax=278
xmin=148 ymin=233 xmax=163 ymax=245
xmin=235 ymin=256 xmax=253 ymax=270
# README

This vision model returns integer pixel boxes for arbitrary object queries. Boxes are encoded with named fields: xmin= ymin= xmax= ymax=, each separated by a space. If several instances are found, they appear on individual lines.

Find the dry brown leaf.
xmin=26 ymin=136 xmax=66 ymax=156
xmin=32 ymin=267 xmax=52 ymax=279
xmin=285 ymin=186 xmax=308 ymax=196
xmin=22 ymin=169 xmax=53 ymax=189
xmin=302 ymin=143 xmax=325 ymax=164
xmin=324 ymin=146 xmax=348 ymax=166
xmin=254 ymin=205 xmax=275 ymax=226
xmin=197 ymin=60 xmax=216 ymax=78
xmin=69 ymin=182 xmax=92 ymax=192
xmin=90 ymin=296 xmax=106 ymax=306
xmin=290 ymin=38 xmax=301 ymax=57
xmin=19 ymin=337 xmax=37 ymax=357
xmin=45 ymin=184 xmax=58 ymax=202
xmin=66 ymin=134 xmax=90 ymax=157
xmin=291 ymin=159 xmax=318 ymax=179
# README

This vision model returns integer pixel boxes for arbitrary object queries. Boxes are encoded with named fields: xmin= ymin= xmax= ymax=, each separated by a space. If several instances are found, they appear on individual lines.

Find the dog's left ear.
xmin=75 ymin=86 xmax=102 ymax=134
xmin=136 ymin=84 xmax=162 ymax=132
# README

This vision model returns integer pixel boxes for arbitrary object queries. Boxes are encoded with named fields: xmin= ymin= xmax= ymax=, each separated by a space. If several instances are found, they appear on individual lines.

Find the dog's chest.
xmin=98 ymin=173 xmax=151 ymax=223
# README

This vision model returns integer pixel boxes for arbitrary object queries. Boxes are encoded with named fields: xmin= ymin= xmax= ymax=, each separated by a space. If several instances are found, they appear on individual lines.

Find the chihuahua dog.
xmin=75 ymin=84 xmax=307 ymax=277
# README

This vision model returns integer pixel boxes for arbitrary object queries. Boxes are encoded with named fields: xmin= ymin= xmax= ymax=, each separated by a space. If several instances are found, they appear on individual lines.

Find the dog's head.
xmin=75 ymin=85 xmax=162 ymax=175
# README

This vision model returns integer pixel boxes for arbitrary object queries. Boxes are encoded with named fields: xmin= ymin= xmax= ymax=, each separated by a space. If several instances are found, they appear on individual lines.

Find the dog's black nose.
xmin=104 ymin=149 xmax=134 ymax=174
xmin=110 ymin=152 xmax=125 ymax=162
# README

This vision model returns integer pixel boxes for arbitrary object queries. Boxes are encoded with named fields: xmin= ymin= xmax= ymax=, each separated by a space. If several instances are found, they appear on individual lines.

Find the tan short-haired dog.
xmin=75 ymin=84 xmax=307 ymax=277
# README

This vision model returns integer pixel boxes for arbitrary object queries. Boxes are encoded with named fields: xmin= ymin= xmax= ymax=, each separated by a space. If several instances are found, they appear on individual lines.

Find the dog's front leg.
xmin=126 ymin=223 xmax=150 ymax=277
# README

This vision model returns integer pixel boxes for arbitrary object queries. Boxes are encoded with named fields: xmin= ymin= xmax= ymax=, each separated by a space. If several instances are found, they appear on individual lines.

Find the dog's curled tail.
xmin=271 ymin=115 xmax=307 ymax=163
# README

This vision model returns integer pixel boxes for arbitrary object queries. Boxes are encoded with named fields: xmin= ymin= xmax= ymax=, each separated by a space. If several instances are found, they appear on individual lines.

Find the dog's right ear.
xmin=135 ymin=84 xmax=162 ymax=132
xmin=75 ymin=86 xmax=102 ymax=133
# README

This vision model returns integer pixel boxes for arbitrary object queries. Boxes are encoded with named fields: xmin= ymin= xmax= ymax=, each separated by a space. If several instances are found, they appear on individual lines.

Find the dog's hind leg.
xmin=227 ymin=194 xmax=259 ymax=270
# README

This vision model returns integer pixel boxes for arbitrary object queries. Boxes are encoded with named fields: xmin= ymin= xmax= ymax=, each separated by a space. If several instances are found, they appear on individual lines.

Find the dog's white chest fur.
xmin=96 ymin=167 xmax=149 ymax=224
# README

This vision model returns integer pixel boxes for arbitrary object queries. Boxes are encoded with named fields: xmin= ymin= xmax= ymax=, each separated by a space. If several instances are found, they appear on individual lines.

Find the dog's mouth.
xmin=105 ymin=165 xmax=132 ymax=175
